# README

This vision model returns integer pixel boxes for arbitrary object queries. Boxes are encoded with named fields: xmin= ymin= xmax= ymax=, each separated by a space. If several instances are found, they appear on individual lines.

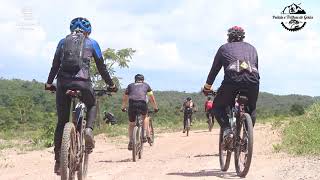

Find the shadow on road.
xmin=98 ymin=158 xmax=132 ymax=163
xmin=194 ymin=153 xmax=219 ymax=158
xmin=167 ymin=169 xmax=238 ymax=179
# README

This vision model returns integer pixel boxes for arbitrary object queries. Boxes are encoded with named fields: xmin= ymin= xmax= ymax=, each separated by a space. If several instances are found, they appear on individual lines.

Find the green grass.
xmin=281 ymin=103 xmax=320 ymax=155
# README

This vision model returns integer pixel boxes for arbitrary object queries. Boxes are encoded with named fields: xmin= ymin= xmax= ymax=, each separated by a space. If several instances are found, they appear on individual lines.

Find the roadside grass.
xmin=2 ymin=102 xmax=319 ymax=156
xmin=281 ymin=103 xmax=320 ymax=155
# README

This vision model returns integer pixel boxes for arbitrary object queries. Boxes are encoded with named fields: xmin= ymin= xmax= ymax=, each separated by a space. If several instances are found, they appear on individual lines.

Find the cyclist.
xmin=180 ymin=97 xmax=197 ymax=133
xmin=121 ymin=74 xmax=159 ymax=150
xmin=45 ymin=17 xmax=118 ymax=175
xmin=202 ymin=26 xmax=259 ymax=142
xmin=204 ymin=96 xmax=215 ymax=125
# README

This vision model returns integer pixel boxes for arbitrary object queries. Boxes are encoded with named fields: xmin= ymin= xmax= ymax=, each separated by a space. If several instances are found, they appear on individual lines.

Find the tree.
xmin=90 ymin=48 xmax=136 ymax=127
xmin=90 ymin=48 xmax=136 ymax=89
xmin=290 ymin=103 xmax=305 ymax=116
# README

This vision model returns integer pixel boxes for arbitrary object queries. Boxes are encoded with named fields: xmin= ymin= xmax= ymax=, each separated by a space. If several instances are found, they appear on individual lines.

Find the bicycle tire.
xmin=149 ymin=119 xmax=154 ymax=146
xmin=77 ymin=129 xmax=89 ymax=180
xmin=219 ymin=128 xmax=231 ymax=171
xmin=132 ymin=126 xmax=139 ymax=162
xmin=60 ymin=122 xmax=77 ymax=180
xmin=234 ymin=113 xmax=253 ymax=177
xmin=138 ymin=127 xmax=143 ymax=159
xmin=208 ymin=115 xmax=213 ymax=132
xmin=186 ymin=118 xmax=190 ymax=136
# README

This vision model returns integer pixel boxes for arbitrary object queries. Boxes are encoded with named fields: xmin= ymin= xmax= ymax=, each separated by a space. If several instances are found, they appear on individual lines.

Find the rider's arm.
xmin=121 ymin=88 xmax=129 ymax=109
xmin=91 ymin=39 xmax=114 ymax=87
xmin=148 ymin=93 xmax=158 ymax=110
xmin=46 ymin=39 xmax=64 ymax=84
xmin=146 ymin=85 xmax=158 ymax=110
xmin=205 ymin=46 xmax=223 ymax=87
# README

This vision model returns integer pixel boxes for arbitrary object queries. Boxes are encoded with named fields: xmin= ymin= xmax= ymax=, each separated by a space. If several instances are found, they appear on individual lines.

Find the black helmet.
xmin=227 ymin=26 xmax=245 ymax=42
xmin=187 ymin=97 xmax=191 ymax=101
xmin=135 ymin=74 xmax=144 ymax=82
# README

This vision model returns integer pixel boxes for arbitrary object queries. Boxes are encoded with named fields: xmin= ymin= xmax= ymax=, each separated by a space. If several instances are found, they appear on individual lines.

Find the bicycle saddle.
xmin=237 ymin=89 xmax=249 ymax=105
xmin=66 ymin=89 xmax=82 ymax=97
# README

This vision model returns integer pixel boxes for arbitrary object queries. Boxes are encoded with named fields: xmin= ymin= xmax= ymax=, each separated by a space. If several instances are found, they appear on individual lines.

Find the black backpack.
xmin=60 ymin=32 xmax=86 ymax=73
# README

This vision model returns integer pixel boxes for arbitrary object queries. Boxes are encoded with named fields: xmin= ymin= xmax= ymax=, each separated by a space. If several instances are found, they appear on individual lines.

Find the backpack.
xmin=60 ymin=33 xmax=86 ymax=73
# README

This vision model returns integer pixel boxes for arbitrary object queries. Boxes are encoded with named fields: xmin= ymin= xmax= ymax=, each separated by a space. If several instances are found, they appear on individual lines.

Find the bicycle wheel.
xmin=208 ymin=115 xmax=213 ymax=132
xmin=132 ymin=126 xmax=139 ymax=162
xmin=77 ymin=130 xmax=89 ymax=180
xmin=149 ymin=120 xmax=154 ymax=146
xmin=219 ymin=128 xmax=231 ymax=171
xmin=234 ymin=113 xmax=253 ymax=177
xmin=138 ymin=127 xmax=143 ymax=159
xmin=60 ymin=122 xmax=77 ymax=180
xmin=186 ymin=118 xmax=190 ymax=136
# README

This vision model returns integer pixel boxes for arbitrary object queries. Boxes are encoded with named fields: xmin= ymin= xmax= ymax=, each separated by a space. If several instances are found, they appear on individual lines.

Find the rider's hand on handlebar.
xmin=154 ymin=108 xmax=159 ymax=113
xmin=107 ymin=84 xmax=118 ymax=93
xmin=202 ymin=83 xmax=213 ymax=96
xmin=45 ymin=83 xmax=56 ymax=92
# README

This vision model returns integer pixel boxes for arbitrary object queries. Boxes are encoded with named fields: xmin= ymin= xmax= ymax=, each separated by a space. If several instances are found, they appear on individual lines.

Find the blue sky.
xmin=0 ymin=0 xmax=319 ymax=96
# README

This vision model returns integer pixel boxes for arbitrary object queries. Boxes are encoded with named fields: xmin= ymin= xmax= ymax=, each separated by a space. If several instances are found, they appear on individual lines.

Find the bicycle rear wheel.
xmin=208 ymin=115 xmax=213 ymax=132
xmin=149 ymin=120 xmax=154 ymax=146
xmin=219 ymin=128 xmax=231 ymax=171
xmin=60 ymin=122 xmax=77 ymax=180
xmin=234 ymin=113 xmax=253 ymax=177
xmin=132 ymin=126 xmax=139 ymax=162
xmin=77 ymin=128 xmax=89 ymax=180
xmin=186 ymin=118 xmax=190 ymax=136
xmin=138 ymin=127 xmax=143 ymax=159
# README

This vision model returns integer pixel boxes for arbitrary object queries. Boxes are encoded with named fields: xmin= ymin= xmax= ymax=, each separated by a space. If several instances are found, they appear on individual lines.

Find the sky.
xmin=0 ymin=0 xmax=319 ymax=96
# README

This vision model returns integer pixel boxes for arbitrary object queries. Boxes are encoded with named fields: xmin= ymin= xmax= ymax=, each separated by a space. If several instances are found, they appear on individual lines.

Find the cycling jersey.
xmin=206 ymin=42 xmax=260 ymax=86
xmin=125 ymin=82 xmax=152 ymax=102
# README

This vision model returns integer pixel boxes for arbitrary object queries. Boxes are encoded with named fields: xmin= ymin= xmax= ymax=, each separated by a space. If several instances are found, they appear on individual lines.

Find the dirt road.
xmin=1 ymin=124 xmax=319 ymax=180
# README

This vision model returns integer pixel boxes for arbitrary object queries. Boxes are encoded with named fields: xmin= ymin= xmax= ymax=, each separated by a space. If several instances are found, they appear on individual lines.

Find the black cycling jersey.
xmin=206 ymin=41 xmax=260 ymax=86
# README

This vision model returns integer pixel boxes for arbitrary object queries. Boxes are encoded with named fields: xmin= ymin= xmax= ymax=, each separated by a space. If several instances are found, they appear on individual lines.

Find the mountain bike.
xmin=184 ymin=108 xmax=193 ymax=136
xmin=146 ymin=109 xmax=156 ymax=146
xmin=128 ymin=109 xmax=145 ymax=162
xmin=214 ymin=89 xmax=253 ymax=177
xmin=207 ymin=110 xmax=214 ymax=132
xmin=47 ymin=86 xmax=111 ymax=180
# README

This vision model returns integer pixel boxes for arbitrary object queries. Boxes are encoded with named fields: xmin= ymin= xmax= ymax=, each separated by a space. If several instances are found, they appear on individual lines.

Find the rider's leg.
xmin=127 ymin=101 xmax=138 ymax=150
xmin=143 ymin=115 xmax=150 ymax=137
xmin=183 ymin=112 xmax=187 ymax=130
xmin=68 ymin=81 xmax=97 ymax=149
xmin=245 ymin=84 xmax=259 ymax=127
xmin=54 ymin=80 xmax=71 ymax=173
xmin=214 ymin=84 xmax=237 ymax=138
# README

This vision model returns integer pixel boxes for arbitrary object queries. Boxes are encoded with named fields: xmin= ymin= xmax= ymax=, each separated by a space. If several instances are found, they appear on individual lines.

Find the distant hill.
xmin=0 ymin=78 xmax=318 ymax=130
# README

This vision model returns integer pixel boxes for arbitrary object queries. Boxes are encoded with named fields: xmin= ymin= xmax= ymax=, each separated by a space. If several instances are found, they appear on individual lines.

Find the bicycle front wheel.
xmin=234 ymin=113 xmax=253 ymax=177
xmin=186 ymin=118 xmax=190 ymax=136
xmin=60 ymin=122 xmax=77 ymax=180
xmin=208 ymin=115 xmax=213 ymax=132
xmin=219 ymin=128 xmax=231 ymax=171
xmin=132 ymin=126 xmax=139 ymax=162
xmin=149 ymin=120 xmax=154 ymax=146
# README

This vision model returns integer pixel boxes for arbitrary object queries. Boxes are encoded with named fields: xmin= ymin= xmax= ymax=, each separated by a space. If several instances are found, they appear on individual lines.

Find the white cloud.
xmin=1 ymin=0 xmax=319 ymax=95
